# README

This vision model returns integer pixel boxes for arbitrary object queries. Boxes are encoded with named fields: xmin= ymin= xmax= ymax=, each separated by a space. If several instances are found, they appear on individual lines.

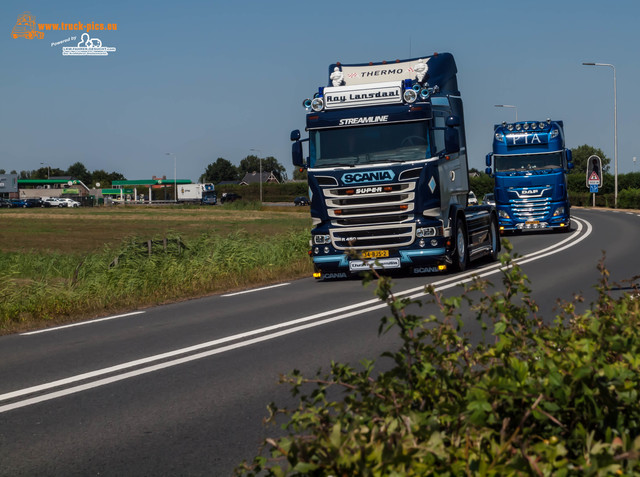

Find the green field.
xmin=0 ymin=204 xmax=313 ymax=334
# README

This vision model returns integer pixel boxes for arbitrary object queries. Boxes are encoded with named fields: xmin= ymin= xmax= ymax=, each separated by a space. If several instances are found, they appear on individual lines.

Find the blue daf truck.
xmin=485 ymin=120 xmax=573 ymax=232
xmin=290 ymin=52 xmax=499 ymax=279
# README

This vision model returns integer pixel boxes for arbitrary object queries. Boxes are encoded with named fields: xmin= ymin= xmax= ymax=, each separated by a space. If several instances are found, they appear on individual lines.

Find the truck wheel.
xmin=488 ymin=216 xmax=500 ymax=261
xmin=453 ymin=218 xmax=468 ymax=272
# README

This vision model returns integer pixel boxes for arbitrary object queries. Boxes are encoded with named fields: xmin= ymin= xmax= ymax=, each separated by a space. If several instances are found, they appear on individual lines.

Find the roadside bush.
xmin=238 ymin=241 xmax=640 ymax=475
xmin=618 ymin=189 xmax=640 ymax=209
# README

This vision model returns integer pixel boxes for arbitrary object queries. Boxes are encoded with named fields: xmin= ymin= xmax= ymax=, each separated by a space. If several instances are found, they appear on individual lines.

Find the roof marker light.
xmin=311 ymin=97 xmax=324 ymax=112
xmin=303 ymin=98 xmax=312 ymax=109
xmin=403 ymin=89 xmax=418 ymax=103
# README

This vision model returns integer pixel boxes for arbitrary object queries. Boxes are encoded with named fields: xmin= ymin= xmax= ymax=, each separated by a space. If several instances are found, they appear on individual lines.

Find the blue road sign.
xmin=590 ymin=184 xmax=599 ymax=193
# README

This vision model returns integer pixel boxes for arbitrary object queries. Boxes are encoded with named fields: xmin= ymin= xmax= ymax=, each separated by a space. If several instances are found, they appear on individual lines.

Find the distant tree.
xmin=30 ymin=167 xmax=48 ymax=179
xmin=49 ymin=167 xmax=66 ymax=178
xmin=90 ymin=169 xmax=125 ymax=187
xmin=0 ymin=169 xmax=5 ymax=174
xmin=570 ymin=145 xmax=611 ymax=175
xmin=67 ymin=162 xmax=92 ymax=184
xmin=200 ymin=158 xmax=239 ymax=183
xmin=239 ymin=155 xmax=288 ymax=182
xmin=10 ymin=170 xmax=16 ymax=175
xmin=293 ymin=167 xmax=308 ymax=181
xmin=19 ymin=170 xmax=32 ymax=179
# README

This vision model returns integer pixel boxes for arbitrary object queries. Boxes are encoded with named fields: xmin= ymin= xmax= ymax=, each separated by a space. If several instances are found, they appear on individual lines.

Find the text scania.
xmin=341 ymin=170 xmax=395 ymax=184
xmin=339 ymin=116 xmax=389 ymax=126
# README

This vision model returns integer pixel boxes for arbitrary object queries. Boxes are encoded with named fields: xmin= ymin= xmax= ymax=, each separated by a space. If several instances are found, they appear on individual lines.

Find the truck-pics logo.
xmin=62 ymin=33 xmax=116 ymax=56
xmin=11 ymin=12 xmax=43 ymax=39
xmin=11 ymin=11 xmax=118 ymax=56
xmin=342 ymin=170 xmax=395 ymax=184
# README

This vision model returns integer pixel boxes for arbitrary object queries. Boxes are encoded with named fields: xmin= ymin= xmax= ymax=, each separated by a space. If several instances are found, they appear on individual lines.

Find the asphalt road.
xmin=0 ymin=208 xmax=638 ymax=476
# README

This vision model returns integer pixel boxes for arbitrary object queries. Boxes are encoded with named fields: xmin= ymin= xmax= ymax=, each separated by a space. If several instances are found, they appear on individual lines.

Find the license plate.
xmin=525 ymin=220 xmax=539 ymax=224
xmin=361 ymin=250 xmax=389 ymax=259
xmin=349 ymin=258 xmax=401 ymax=271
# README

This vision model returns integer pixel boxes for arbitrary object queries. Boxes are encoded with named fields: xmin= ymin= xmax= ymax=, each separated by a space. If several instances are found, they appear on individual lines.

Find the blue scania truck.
xmin=485 ymin=120 xmax=573 ymax=232
xmin=290 ymin=52 xmax=499 ymax=279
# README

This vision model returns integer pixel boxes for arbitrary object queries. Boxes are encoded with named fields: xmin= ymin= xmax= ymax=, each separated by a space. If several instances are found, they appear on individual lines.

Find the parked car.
xmin=43 ymin=197 xmax=65 ymax=207
xmin=24 ymin=198 xmax=47 ymax=208
xmin=482 ymin=193 xmax=495 ymax=206
xmin=59 ymin=198 xmax=80 ymax=207
xmin=10 ymin=199 xmax=28 ymax=208
xmin=0 ymin=198 xmax=12 ymax=208
xmin=294 ymin=196 xmax=310 ymax=206
xmin=220 ymin=192 xmax=241 ymax=204
xmin=467 ymin=191 xmax=478 ymax=206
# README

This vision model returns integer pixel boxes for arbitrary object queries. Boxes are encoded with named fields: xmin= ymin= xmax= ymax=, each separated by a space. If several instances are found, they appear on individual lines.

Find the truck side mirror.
xmin=485 ymin=153 xmax=492 ymax=167
xmin=485 ymin=167 xmax=492 ymax=176
xmin=290 ymin=129 xmax=301 ymax=141
xmin=566 ymin=149 xmax=573 ymax=171
xmin=292 ymin=141 xmax=305 ymax=168
xmin=444 ymin=116 xmax=460 ymax=154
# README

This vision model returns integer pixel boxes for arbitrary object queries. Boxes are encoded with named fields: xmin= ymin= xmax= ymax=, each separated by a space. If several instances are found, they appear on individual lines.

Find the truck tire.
xmin=453 ymin=217 xmax=468 ymax=272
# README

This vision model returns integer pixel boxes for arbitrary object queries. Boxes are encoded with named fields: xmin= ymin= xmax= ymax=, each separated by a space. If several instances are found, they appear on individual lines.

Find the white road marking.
xmin=20 ymin=311 xmax=146 ymax=335
xmin=0 ymin=218 xmax=591 ymax=414
xmin=222 ymin=282 xmax=290 ymax=297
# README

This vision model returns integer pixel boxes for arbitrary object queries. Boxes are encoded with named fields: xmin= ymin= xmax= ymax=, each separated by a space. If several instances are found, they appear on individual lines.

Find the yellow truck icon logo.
xmin=12 ymin=12 xmax=44 ymax=39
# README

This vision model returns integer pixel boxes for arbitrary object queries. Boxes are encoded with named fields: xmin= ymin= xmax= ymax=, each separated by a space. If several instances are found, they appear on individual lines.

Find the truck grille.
xmin=509 ymin=198 xmax=551 ymax=220
xmin=324 ymin=182 xmax=416 ymax=250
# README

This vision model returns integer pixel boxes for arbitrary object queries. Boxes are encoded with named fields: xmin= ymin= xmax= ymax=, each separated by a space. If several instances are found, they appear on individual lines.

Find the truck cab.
xmin=292 ymin=53 xmax=499 ymax=279
xmin=486 ymin=120 xmax=573 ymax=232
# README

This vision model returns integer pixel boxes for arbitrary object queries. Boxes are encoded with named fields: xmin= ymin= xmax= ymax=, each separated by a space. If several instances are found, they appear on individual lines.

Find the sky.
xmin=2 ymin=0 xmax=640 ymax=183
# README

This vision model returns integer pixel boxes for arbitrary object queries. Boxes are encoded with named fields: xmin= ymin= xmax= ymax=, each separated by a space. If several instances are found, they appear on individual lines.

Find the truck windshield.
xmin=310 ymin=121 xmax=430 ymax=168
xmin=494 ymin=152 xmax=563 ymax=172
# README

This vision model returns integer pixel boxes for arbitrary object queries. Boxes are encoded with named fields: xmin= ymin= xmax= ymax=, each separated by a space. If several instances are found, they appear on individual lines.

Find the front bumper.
xmin=312 ymin=247 xmax=449 ymax=279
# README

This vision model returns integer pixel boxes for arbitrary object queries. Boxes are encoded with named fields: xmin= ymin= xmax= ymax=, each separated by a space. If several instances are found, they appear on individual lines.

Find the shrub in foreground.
xmin=238 ymin=241 xmax=640 ymax=475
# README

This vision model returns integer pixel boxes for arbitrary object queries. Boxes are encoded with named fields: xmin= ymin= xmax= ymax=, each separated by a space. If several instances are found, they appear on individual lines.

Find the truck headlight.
xmin=499 ymin=210 xmax=510 ymax=219
xmin=553 ymin=206 xmax=565 ymax=217
xmin=313 ymin=234 xmax=331 ymax=245
xmin=416 ymin=227 xmax=437 ymax=238
xmin=311 ymin=97 xmax=324 ymax=111
xmin=403 ymin=89 xmax=418 ymax=103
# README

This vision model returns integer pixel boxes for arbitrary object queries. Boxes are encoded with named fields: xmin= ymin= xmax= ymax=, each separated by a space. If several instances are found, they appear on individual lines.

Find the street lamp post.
xmin=582 ymin=62 xmax=617 ymax=208
xmin=165 ymin=153 xmax=177 ymax=202
xmin=250 ymin=148 xmax=263 ymax=203
xmin=40 ymin=162 xmax=51 ymax=179
xmin=494 ymin=104 xmax=518 ymax=122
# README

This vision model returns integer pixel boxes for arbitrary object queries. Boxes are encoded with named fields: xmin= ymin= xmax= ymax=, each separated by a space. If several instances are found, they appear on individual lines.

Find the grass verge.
xmin=0 ymin=206 xmax=313 ymax=334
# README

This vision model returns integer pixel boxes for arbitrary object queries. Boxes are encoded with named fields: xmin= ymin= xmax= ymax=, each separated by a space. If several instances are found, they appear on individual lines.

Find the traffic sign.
xmin=590 ymin=184 xmax=599 ymax=193
xmin=586 ymin=155 xmax=603 ymax=188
